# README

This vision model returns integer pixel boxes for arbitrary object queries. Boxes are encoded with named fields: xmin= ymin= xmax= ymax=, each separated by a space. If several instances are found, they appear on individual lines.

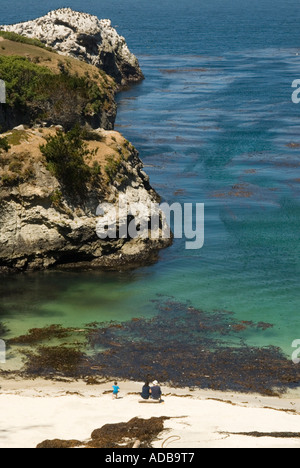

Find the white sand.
xmin=0 ymin=377 xmax=300 ymax=448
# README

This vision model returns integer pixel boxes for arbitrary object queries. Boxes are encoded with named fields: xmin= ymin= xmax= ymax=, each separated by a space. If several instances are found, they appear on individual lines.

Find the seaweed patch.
xmin=8 ymin=299 xmax=300 ymax=396
xmin=8 ymin=325 xmax=72 ymax=344
xmin=37 ymin=416 xmax=169 ymax=449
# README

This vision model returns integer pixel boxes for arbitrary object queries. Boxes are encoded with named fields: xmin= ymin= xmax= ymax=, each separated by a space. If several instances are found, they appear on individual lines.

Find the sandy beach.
xmin=1 ymin=377 xmax=300 ymax=448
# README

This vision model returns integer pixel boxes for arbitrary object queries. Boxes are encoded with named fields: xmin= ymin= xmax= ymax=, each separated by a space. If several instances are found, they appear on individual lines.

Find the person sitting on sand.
xmin=151 ymin=380 xmax=162 ymax=401
xmin=141 ymin=381 xmax=151 ymax=400
xmin=112 ymin=381 xmax=120 ymax=399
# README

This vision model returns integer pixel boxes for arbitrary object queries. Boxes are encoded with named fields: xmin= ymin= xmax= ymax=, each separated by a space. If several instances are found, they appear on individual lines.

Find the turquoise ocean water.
xmin=0 ymin=0 xmax=299 ymax=358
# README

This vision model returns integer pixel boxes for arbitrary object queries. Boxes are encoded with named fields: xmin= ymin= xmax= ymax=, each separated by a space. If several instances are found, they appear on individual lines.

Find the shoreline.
xmin=1 ymin=376 xmax=300 ymax=448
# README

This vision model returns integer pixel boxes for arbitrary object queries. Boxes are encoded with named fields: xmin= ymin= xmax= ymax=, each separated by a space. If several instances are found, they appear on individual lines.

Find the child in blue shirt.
xmin=112 ymin=381 xmax=120 ymax=399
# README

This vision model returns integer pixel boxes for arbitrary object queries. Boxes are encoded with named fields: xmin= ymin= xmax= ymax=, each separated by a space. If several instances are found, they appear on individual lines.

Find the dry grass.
xmin=0 ymin=127 xmax=134 ymax=187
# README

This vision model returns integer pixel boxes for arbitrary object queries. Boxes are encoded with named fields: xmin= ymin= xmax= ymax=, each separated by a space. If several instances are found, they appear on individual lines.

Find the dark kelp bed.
xmin=2 ymin=299 xmax=300 ymax=396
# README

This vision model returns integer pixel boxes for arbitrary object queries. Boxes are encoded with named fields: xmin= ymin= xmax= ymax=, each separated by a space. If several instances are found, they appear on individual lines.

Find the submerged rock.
xmin=1 ymin=8 xmax=144 ymax=86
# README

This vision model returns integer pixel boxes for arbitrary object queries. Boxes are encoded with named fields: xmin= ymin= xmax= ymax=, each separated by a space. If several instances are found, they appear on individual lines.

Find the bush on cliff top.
xmin=0 ymin=136 xmax=10 ymax=153
xmin=0 ymin=55 xmax=106 ymax=129
xmin=40 ymin=126 xmax=99 ymax=198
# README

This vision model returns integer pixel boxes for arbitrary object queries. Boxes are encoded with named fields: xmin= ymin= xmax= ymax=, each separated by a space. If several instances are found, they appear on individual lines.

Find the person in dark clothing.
xmin=151 ymin=380 xmax=162 ymax=401
xmin=141 ymin=381 xmax=151 ymax=400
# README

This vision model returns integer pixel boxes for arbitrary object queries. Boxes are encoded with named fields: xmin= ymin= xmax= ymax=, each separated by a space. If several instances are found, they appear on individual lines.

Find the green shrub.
xmin=6 ymin=130 xmax=28 ymax=146
xmin=1 ymin=172 xmax=19 ymax=186
xmin=40 ymin=126 xmax=98 ymax=197
xmin=80 ymin=128 xmax=104 ymax=142
xmin=50 ymin=189 xmax=63 ymax=208
xmin=0 ymin=56 xmax=53 ymax=108
xmin=0 ymin=55 xmax=106 ymax=128
xmin=105 ymin=154 xmax=124 ymax=183
xmin=91 ymin=161 xmax=101 ymax=177
xmin=8 ymin=160 xmax=22 ymax=173
xmin=0 ymin=136 xmax=10 ymax=153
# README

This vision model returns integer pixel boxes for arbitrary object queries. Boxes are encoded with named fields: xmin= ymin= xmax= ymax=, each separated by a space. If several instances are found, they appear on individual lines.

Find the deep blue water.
xmin=0 ymin=0 xmax=299 ymax=359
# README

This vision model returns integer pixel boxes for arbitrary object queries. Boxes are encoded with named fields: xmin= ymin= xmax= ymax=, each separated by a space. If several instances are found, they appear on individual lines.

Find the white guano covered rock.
xmin=1 ymin=8 xmax=144 ymax=86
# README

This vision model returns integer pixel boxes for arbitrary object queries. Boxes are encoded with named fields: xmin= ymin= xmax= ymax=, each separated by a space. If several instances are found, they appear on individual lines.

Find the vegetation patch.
xmin=0 ymin=136 xmax=11 ymax=153
xmin=50 ymin=189 xmax=63 ymax=208
xmin=104 ymin=153 xmax=125 ymax=183
xmin=0 ymin=55 xmax=109 ymax=129
xmin=40 ymin=126 xmax=99 ymax=197
xmin=5 ymin=130 xmax=29 ymax=146
xmin=0 ymin=149 xmax=35 ymax=187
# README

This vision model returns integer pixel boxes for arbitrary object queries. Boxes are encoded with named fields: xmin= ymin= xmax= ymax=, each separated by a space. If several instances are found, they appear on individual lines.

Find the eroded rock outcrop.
xmin=0 ymin=128 xmax=171 ymax=274
xmin=1 ymin=8 xmax=144 ymax=86
xmin=0 ymin=11 xmax=170 ymax=274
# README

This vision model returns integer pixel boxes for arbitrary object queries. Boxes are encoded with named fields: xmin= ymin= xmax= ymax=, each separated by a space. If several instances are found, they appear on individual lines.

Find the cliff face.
xmin=0 ymin=10 xmax=171 ymax=274
xmin=1 ymin=8 xmax=144 ymax=87
xmin=0 ymin=128 xmax=171 ymax=274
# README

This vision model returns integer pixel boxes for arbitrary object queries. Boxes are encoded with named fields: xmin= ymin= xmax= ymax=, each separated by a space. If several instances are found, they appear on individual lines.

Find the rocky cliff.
xmin=0 ymin=128 xmax=171 ymax=274
xmin=1 ymin=8 xmax=144 ymax=87
xmin=0 ymin=10 xmax=171 ymax=274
